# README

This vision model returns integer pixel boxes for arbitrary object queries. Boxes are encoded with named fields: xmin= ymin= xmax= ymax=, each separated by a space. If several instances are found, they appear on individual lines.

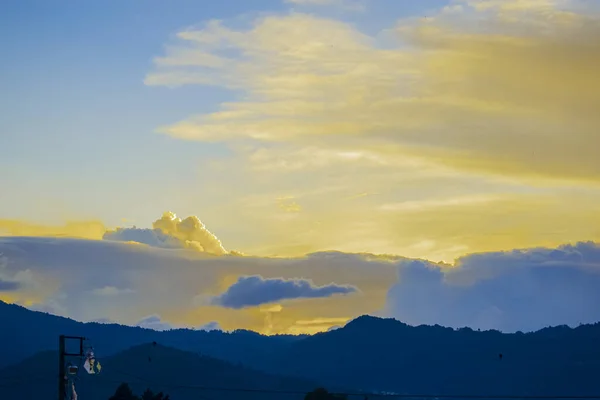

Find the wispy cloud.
xmin=146 ymin=0 xmax=600 ymax=184
xmin=379 ymin=195 xmax=500 ymax=212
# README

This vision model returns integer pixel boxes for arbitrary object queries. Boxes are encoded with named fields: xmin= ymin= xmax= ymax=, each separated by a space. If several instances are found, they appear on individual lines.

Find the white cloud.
xmin=103 ymin=211 xmax=229 ymax=255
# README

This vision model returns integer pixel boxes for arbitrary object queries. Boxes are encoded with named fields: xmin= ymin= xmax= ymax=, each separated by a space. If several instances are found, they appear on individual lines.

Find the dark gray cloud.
xmin=385 ymin=241 xmax=600 ymax=332
xmin=211 ymin=275 xmax=358 ymax=309
xmin=0 ymin=279 xmax=20 ymax=291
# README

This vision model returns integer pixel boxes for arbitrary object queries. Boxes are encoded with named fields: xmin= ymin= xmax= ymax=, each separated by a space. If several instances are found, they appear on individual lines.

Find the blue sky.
xmin=0 ymin=0 xmax=446 ymax=227
xmin=1 ymin=0 xmax=251 ymax=225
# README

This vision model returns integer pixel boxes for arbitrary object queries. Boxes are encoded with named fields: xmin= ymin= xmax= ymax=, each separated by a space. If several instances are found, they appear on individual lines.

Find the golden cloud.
xmin=0 ymin=219 xmax=106 ymax=239
xmin=146 ymin=0 xmax=600 ymax=184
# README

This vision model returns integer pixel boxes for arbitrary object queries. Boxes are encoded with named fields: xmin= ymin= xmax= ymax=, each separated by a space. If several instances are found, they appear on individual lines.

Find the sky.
xmin=1 ymin=0 xmax=600 ymax=335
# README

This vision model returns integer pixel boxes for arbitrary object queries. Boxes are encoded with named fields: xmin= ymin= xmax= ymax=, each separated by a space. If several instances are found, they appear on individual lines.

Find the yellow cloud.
xmin=285 ymin=316 xmax=350 ymax=334
xmin=222 ymin=185 xmax=600 ymax=263
xmin=276 ymin=196 xmax=302 ymax=212
xmin=379 ymin=194 xmax=500 ymax=212
xmin=146 ymin=1 xmax=600 ymax=184
xmin=0 ymin=219 xmax=105 ymax=239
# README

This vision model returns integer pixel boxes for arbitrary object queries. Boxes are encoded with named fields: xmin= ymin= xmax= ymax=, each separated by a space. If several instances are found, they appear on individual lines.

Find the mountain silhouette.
xmin=0 ymin=343 xmax=319 ymax=400
xmin=2 ymin=301 xmax=600 ymax=396
xmin=270 ymin=315 xmax=600 ymax=395
xmin=0 ymin=300 xmax=299 ymax=369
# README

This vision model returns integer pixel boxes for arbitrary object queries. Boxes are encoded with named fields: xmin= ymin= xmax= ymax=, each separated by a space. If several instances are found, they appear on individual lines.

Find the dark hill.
xmin=0 ymin=300 xmax=300 ymax=369
xmin=2 ymin=300 xmax=600 ymax=396
xmin=271 ymin=315 xmax=600 ymax=395
xmin=0 ymin=343 xmax=319 ymax=400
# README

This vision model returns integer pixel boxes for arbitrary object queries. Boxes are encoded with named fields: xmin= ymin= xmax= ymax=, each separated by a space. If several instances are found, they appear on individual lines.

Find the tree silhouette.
xmin=305 ymin=388 xmax=347 ymax=400
xmin=109 ymin=383 xmax=140 ymax=400
xmin=141 ymin=388 xmax=170 ymax=400
xmin=109 ymin=383 xmax=170 ymax=400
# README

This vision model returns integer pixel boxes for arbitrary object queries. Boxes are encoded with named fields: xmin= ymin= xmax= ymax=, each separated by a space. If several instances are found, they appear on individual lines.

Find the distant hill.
xmin=0 ymin=343 xmax=319 ymax=400
xmin=270 ymin=315 xmax=600 ymax=396
xmin=2 ymin=301 xmax=600 ymax=396
xmin=0 ymin=300 xmax=300 ymax=369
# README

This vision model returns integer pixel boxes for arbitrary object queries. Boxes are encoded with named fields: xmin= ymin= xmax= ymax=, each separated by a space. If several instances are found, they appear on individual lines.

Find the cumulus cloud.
xmin=385 ymin=241 xmax=600 ymax=332
xmin=146 ymin=0 xmax=600 ymax=184
xmin=103 ymin=211 xmax=228 ymax=255
xmin=211 ymin=275 xmax=358 ymax=309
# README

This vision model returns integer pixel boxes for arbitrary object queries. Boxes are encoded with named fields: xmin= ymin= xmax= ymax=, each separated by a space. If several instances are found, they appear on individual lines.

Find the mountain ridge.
xmin=0 ymin=341 xmax=321 ymax=400
xmin=2 ymin=300 xmax=600 ymax=396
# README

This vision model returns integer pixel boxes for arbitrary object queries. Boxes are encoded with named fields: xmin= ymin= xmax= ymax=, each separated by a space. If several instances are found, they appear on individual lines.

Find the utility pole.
xmin=58 ymin=335 xmax=86 ymax=400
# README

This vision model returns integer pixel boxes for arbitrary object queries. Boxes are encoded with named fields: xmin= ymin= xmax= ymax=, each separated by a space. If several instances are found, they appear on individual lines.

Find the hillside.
xmin=2 ymin=301 xmax=600 ymax=396
xmin=0 ymin=343 xmax=319 ymax=400
xmin=271 ymin=315 xmax=600 ymax=395
xmin=0 ymin=300 xmax=299 ymax=369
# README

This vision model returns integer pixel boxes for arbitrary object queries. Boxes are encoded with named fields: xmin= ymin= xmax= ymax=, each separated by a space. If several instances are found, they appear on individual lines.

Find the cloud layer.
xmin=2 ymin=235 xmax=600 ymax=333
xmin=211 ymin=275 xmax=358 ymax=309
xmin=385 ymin=241 xmax=600 ymax=332
xmin=0 ymin=236 xmax=391 ymax=334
